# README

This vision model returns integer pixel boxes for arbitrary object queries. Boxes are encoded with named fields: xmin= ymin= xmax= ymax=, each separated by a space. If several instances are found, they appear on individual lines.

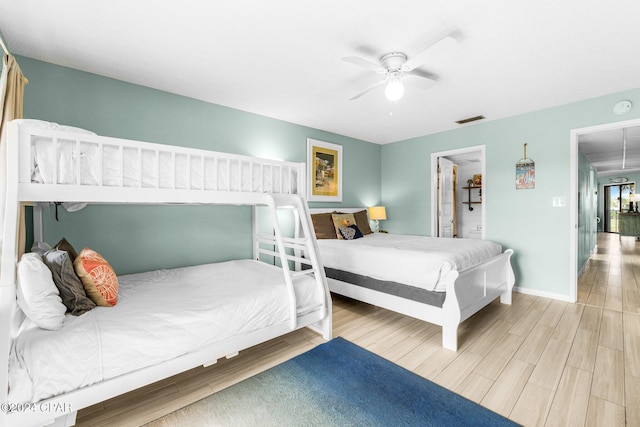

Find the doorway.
xmin=431 ymin=145 xmax=486 ymax=238
xmin=570 ymin=116 xmax=640 ymax=303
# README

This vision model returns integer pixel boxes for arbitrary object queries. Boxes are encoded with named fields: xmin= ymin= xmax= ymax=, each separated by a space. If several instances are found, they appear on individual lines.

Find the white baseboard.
xmin=513 ymin=285 xmax=575 ymax=303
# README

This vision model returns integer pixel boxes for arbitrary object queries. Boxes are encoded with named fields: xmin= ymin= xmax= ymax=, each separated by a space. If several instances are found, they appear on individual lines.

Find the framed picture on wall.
xmin=516 ymin=159 xmax=535 ymax=189
xmin=307 ymin=138 xmax=342 ymax=202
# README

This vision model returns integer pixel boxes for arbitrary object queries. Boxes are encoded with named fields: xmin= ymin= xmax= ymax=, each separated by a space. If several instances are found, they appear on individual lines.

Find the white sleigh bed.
xmin=308 ymin=208 xmax=514 ymax=351
xmin=0 ymin=120 xmax=332 ymax=427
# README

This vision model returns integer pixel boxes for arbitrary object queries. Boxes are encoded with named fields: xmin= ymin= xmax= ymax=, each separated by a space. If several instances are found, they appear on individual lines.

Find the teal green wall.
xmin=381 ymin=88 xmax=640 ymax=297
xmin=14 ymin=55 xmax=640 ymax=297
xmin=17 ymin=57 xmax=381 ymax=274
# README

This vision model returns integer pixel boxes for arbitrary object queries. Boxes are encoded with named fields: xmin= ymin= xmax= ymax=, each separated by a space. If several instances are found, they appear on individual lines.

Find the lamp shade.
xmin=369 ymin=206 xmax=387 ymax=221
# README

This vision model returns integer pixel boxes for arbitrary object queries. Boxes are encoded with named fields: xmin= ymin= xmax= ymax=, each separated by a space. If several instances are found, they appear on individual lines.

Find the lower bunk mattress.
xmin=9 ymin=259 xmax=322 ymax=403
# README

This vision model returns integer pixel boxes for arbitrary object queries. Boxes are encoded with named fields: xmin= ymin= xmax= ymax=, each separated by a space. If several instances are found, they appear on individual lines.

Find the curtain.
xmin=0 ymin=54 xmax=29 ymax=276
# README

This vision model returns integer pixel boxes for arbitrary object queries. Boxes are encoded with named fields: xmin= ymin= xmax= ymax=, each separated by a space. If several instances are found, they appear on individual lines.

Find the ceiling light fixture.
xmin=385 ymin=75 xmax=404 ymax=101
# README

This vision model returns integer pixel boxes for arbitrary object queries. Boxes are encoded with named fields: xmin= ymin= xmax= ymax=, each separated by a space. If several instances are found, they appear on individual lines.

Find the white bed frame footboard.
xmin=0 ymin=121 xmax=332 ymax=427
xmin=309 ymin=208 xmax=515 ymax=351
xmin=327 ymin=249 xmax=514 ymax=351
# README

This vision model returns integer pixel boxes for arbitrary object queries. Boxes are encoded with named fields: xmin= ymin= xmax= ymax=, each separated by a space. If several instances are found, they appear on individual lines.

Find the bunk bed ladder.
xmin=273 ymin=194 xmax=332 ymax=339
xmin=263 ymin=196 xmax=298 ymax=330
xmin=252 ymin=195 xmax=332 ymax=339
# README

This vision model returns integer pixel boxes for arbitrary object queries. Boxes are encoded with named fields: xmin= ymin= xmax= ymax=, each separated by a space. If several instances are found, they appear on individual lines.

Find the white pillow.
xmin=12 ymin=119 xmax=97 ymax=184
xmin=17 ymin=252 xmax=66 ymax=330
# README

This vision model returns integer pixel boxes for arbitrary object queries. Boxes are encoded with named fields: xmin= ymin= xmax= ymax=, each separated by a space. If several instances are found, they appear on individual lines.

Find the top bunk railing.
xmin=9 ymin=120 xmax=306 ymax=203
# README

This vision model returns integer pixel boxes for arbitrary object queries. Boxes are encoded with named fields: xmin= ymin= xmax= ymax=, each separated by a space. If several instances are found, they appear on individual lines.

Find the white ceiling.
xmin=1 ymin=1 xmax=640 ymax=145
xmin=579 ymin=125 xmax=640 ymax=178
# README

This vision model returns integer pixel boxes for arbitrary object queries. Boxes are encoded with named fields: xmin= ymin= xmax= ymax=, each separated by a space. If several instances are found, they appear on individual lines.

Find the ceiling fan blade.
xmin=349 ymin=79 xmax=386 ymax=100
xmin=402 ymin=74 xmax=437 ymax=91
xmin=403 ymin=35 xmax=458 ymax=72
xmin=343 ymin=56 xmax=386 ymax=73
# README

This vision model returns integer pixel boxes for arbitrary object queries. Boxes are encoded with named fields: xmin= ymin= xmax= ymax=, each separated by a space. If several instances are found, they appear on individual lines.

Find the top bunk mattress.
xmin=13 ymin=119 xmax=301 ymax=195
xmin=316 ymin=233 xmax=503 ymax=292
xmin=9 ymin=259 xmax=322 ymax=403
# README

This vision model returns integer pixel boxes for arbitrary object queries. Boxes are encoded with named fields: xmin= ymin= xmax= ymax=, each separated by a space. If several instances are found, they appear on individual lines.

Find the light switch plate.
xmin=553 ymin=196 xmax=566 ymax=207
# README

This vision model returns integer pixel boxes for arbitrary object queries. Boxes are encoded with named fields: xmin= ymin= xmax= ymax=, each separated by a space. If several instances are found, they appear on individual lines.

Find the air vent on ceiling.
xmin=455 ymin=115 xmax=485 ymax=125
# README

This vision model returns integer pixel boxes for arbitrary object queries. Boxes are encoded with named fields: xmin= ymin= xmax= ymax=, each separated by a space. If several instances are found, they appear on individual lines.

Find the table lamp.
xmin=369 ymin=206 xmax=387 ymax=232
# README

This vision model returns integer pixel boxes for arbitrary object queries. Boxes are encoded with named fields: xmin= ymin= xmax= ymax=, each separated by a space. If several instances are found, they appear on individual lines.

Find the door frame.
xmin=570 ymin=116 xmax=640 ymax=302
xmin=431 ymin=145 xmax=486 ymax=237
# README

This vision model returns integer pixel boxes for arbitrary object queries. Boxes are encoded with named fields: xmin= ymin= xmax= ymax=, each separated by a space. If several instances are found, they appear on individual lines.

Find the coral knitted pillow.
xmin=74 ymin=248 xmax=118 ymax=306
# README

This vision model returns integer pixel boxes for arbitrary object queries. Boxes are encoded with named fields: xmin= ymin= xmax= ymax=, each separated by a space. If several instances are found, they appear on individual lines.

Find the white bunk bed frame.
xmin=309 ymin=208 xmax=514 ymax=351
xmin=0 ymin=121 xmax=332 ymax=427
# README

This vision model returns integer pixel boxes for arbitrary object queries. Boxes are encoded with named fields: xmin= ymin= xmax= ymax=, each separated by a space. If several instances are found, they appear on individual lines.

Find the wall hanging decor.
xmin=516 ymin=143 xmax=535 ymax=189
xmin=307 ymin=138 xmax=343 ymax=202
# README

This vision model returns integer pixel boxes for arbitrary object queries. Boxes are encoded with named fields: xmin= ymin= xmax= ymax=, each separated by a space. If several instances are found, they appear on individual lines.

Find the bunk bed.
xmin=308 ymin=208 xmax=514 ymax=351
xmin=0 ymin=120 xmax=332 ymax=427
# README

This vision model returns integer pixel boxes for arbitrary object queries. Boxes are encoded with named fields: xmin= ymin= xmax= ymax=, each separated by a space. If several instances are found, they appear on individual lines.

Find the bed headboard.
xmin=309 ymin=207 xmax=368 ymax=217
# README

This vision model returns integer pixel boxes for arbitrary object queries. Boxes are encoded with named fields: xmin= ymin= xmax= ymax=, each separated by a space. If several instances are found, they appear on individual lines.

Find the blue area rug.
xmin=153 ymin=337 xmax=518 ymax=426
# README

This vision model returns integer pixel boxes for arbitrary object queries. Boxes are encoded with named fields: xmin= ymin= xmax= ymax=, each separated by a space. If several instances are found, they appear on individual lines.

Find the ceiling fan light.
xmin=385 ymin=80 xmax=404 ymax=101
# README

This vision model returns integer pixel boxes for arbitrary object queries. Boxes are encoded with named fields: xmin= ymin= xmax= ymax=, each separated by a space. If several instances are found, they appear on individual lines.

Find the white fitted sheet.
xmin=317 ymin=233 xmax=503 ymax=292
xmin=8 ymin=260 xmax=321 ymax=403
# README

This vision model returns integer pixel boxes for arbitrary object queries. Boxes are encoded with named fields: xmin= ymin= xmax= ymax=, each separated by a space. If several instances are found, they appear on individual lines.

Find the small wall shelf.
xmin=462 ymin=184 xmax=482 ymax=211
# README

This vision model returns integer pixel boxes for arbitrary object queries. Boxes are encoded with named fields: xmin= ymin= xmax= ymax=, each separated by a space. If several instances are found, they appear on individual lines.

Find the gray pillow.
xmin=43 ymin=249 xmax=96 ymax=315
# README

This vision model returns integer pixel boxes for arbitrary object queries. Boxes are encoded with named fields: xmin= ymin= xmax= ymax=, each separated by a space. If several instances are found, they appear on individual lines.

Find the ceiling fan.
xmin=343 ymin=35 xmax=458 ymax=102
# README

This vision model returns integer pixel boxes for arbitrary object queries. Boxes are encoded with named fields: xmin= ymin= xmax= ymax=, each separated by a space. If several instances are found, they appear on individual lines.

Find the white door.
xmin=438 ymin=157 xmax=455 ymax=237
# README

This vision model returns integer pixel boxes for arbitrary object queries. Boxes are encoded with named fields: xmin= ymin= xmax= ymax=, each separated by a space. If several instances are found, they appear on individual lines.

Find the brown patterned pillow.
xmin=331 ymin=213 xmax=357 ymax=240
xmin=54 ymin=237 xmax=78 ymax=261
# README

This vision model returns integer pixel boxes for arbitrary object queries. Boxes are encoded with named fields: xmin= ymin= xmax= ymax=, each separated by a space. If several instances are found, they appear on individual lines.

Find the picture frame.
xmin=307 ymin=138 xmax=342 ymax=202
xmin=516 ymin=159 xmax=535 ymax=189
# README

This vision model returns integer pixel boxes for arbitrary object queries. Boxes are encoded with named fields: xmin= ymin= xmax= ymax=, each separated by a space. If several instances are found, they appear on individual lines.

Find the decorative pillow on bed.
xmin=311 ymin=212 xmax=339 ymax=239
xmin=16 ymin=252 xmax=66 ymax=330
xmin=74 ymin=248 xmax=118 ymax=307
xmin=54 ymin=237 xmax=79 ymax=261
xmin=338 ymin=224 xmax=364 ymax=240
xmin=43 ymin=249 xmax=96 ymax=315
xmin=352 ymin=210 xmax=373 ymax=235
xmin=331 ymin=213 xmax=357 ymax=240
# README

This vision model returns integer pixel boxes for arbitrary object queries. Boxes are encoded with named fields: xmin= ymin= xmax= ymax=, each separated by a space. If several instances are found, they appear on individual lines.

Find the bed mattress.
xmin=316 ymin=233 xmax=503 ymax=292
xmin=8 ymin=260 xmax=321 ymax=403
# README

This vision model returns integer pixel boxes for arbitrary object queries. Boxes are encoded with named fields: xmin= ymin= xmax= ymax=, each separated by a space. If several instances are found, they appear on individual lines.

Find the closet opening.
xmin=430 ymin=145 xmax=486 ymax=239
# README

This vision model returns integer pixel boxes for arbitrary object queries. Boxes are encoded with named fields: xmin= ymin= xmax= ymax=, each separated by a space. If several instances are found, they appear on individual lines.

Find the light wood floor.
xmin=76 ymin=232 xmax=640 ymax=427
